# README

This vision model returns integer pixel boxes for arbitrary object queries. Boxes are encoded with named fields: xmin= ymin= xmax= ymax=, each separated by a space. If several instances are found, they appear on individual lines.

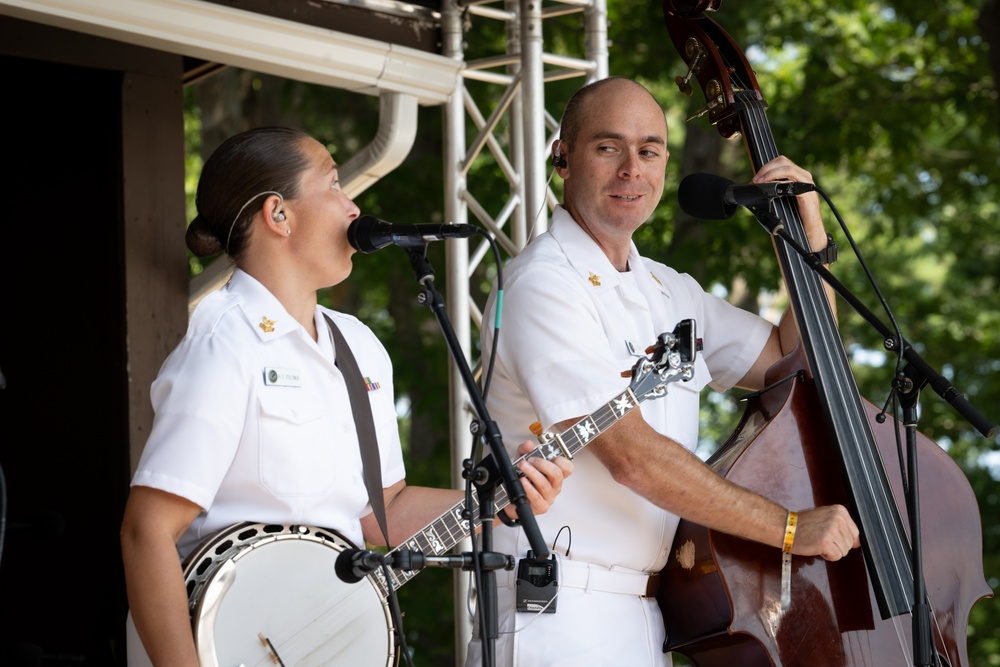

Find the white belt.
xmin=499 ymin=556 xmax=661 ymax=598
xmin=557 ymin=559 xmax=660 ymax=598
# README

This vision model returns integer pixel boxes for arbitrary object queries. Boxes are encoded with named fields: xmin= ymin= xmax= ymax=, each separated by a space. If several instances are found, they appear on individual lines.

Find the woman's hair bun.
xmin=186 ymin=214 xmax=225 ymax=258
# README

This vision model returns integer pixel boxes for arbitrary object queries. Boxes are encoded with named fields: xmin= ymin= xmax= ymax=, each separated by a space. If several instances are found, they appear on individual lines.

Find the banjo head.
xmin=183 ymin=522 xmax=395 ymax=667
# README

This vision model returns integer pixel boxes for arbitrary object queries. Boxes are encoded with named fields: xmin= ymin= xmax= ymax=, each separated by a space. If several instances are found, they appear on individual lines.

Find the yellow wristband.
xmin=783 ymin=511 xmax=798 ymax=553
xmin=781 ymin=510 xmax=797 ymax=609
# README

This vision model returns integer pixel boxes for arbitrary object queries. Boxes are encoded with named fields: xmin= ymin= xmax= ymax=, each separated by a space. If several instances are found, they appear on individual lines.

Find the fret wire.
xmin=593 ymin=404 xmax=620 ymax=428
xmin=436 ymin=513 xmax=454 ymax=538
xmin=441 ymin=515 xmax=460 ymax=542
xmin=599 ymin=403 xmax=621 ymax=425
xmin=436 ymin=511 xmax=461 ymax=549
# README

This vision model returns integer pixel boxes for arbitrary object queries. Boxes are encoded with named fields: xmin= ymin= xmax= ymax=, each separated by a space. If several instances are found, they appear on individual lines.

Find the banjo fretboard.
xmin=371 ymin=386 xmax=643 ymax=595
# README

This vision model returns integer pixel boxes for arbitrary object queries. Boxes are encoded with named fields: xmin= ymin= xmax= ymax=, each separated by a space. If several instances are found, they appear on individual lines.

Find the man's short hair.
xmin=558 ymin=77 xmax=658 ymax=150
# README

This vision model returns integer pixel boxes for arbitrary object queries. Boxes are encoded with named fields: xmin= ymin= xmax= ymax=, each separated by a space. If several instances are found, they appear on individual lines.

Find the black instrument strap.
xmin=324 ymin=314 xmax=390 ymax=547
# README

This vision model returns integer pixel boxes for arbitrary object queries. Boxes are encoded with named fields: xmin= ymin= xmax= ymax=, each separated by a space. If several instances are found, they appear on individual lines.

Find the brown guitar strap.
xmin=324 ymin=314 xmax=391 ymax=547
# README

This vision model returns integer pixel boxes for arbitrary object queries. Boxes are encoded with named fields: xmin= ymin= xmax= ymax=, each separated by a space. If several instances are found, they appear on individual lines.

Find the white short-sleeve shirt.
xmin=131 ymin=269 xmax=405 ymax=557
xmin=482 ymin=206 xmax=773 ymax=572
xmin=468 ymin=208 xmax=773 ymax=667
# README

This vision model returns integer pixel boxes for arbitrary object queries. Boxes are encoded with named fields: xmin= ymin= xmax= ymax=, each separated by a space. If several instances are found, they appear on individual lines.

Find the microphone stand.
xmin=397 ymin=241 xmax=549 ymax=667
xmin=746 ymin=203 xmax=995 ymax=667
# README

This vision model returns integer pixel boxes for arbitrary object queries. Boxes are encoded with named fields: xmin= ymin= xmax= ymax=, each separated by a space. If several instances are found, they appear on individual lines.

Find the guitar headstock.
xmin=626 ymin=319 xmax=699 ymax=403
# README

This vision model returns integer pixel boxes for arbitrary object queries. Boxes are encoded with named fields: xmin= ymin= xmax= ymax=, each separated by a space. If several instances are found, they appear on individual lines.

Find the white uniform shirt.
xmin=131 ymin=269 xmax=405 ymax=557
xmin=482 ymin=207 xmax=772 ymax=573
xmin=468 ymin=208 xmax=773 ymax=667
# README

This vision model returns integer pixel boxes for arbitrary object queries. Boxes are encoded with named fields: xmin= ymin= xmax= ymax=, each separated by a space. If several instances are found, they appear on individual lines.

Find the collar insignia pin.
xmin=259 ymin=316 xmax=276 ymax=333
xmin=650 ymin=271 xmax=663 ymax=287
xmin=588 ymin=271 xmax=601 ymax=287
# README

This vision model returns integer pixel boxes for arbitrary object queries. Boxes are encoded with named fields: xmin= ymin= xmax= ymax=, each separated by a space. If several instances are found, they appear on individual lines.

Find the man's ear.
xmin=552 ymin=140 xmax=568 ymax=170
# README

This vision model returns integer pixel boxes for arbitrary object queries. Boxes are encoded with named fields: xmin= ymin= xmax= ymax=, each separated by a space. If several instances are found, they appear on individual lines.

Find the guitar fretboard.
xmin=369 ymin=386 xmax=641 ymax=596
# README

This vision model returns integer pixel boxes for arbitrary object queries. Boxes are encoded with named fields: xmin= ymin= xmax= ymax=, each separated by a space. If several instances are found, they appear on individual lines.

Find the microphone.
xmin=335 ymin=548 xmax=385 ymax=583
xmin=347 ymin=215 xmax=480 ymax=253
xmin=678 ymin=172 xmax=817 ymax=220
xmin=335 ymin=548 xmax=515 ymax=583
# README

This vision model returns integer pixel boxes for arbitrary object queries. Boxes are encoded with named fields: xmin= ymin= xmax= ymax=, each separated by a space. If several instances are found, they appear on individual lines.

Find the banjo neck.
xmin=372 ymin=322 xmax=697 ymax=596
xmin=377 ymin=386 xmax=641 ymax=594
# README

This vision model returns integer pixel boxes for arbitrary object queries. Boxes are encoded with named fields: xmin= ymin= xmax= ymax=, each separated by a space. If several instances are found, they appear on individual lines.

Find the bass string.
xmin=742 ymin=95 xmax=914 ymax=593
xmin=738 ymin=95 xmax=924 ymax=664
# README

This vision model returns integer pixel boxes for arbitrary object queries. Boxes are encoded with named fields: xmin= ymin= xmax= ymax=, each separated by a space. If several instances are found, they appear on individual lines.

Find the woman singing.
xmin=121 ymin=127 xmax=572 ymax=665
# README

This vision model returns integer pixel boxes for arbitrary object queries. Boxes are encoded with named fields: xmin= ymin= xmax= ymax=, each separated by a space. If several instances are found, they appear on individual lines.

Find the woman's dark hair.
xmin=186 ymin=127 xmax=312 ymax=260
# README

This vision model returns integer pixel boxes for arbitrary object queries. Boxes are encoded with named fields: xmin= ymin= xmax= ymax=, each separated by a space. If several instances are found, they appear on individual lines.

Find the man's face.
xmin=559 ymin=81 xmax=669 ymax=240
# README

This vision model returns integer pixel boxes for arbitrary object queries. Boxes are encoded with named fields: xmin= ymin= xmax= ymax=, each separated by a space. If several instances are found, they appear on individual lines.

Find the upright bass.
xmin=656 ymin=3 xmax=993 ymax=666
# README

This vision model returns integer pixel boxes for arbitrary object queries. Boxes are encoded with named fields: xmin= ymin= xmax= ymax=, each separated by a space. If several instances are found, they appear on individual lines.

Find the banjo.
xmin=178 ymin=321 xmax=698 ymax=667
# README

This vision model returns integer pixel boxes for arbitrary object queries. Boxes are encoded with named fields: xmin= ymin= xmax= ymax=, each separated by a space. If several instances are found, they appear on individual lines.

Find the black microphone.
xmin=390 ymin=549 xmax=514 ymax=572
xmin=678 ymin=173 xmax=817 ymax=220
xmin=335 ymin=548 xmax=385 ymax=584
xmin=347 ymin=215 xmax=480 ymax=253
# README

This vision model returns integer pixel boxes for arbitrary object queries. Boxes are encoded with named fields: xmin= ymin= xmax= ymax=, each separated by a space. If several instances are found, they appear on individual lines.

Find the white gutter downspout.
xmin=340 ymin=91 xmax=418 ymax=199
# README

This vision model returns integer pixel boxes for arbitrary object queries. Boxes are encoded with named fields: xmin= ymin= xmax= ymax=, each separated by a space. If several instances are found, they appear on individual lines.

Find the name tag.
xmin=264 ymin=367 xmax=302 ymax=388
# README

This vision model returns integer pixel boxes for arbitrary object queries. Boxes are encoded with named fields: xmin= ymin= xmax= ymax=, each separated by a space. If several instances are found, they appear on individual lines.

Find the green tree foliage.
xmin=184 ymin=1 xmax=997 ymax=663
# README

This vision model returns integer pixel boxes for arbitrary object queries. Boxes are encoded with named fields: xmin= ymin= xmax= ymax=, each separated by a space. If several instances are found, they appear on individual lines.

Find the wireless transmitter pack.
xmin=516 ymin=550 xmax=558 ymax=613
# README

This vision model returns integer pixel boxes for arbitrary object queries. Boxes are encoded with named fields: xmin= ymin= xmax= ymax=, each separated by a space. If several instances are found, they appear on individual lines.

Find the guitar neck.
xmin=374 ymin=386 xmax=641 ymax=593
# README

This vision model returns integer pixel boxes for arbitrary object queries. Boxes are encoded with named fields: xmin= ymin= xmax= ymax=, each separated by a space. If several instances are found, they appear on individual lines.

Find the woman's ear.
xmin=260 ymin=194 xmax=289 ymax=237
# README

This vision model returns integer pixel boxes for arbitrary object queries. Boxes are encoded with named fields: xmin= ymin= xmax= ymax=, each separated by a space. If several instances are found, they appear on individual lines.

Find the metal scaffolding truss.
xmin=439 ymin=0 xmax=608 ymax=659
